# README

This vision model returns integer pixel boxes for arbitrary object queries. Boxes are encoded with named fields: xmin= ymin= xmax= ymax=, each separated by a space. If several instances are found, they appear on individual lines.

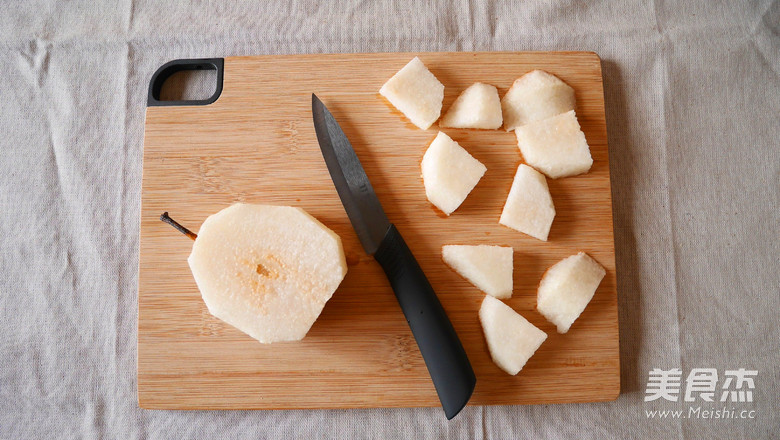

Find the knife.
xmin=311 ymin=94 xmax=476 ymax=419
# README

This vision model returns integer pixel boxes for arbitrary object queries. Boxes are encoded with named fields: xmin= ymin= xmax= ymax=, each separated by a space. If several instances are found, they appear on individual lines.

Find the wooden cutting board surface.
xmin=138 ymin=52 xmax=619 ymax=409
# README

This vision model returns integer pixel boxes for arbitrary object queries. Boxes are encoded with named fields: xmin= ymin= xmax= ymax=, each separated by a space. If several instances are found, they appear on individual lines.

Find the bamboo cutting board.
xmin=138 ymin=52 xmax=619 ymax=410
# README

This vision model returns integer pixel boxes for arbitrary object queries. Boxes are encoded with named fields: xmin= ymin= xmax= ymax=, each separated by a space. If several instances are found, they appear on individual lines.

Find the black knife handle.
xmin=374 ymin=224 xmax=476 ymax=419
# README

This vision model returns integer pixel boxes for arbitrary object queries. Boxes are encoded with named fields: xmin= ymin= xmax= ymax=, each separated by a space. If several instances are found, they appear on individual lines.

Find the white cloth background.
xmin=1 ymin=1 xmax=778 ymax=438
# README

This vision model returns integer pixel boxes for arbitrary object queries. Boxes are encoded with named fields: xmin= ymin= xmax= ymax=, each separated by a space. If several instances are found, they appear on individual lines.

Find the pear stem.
xmin=160 ymin=212 xmax=197 ymax=241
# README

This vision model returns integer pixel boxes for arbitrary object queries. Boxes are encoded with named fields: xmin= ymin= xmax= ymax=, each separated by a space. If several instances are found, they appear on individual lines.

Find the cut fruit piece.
xmin=499 ymin=164 xmax=556 ymax=241
xmin=187 ymin=203 xmax=348 ymax=343
xmin=479 ymin=295 xmax=547 ymax=375
xmin=537 ymin=252 xmax=606 ymax=334
xmin=440 ymin=83 xmax=503 ymax=129
xmin=379 ymin=57 xmax=444 ymax=130
xmin=501 ymin=69 xmax=575 ymax=131
xmin=515 ymin=110 xmax=593 ymax=179
xmin=421 ymin=132 xmax=487 ymax=215
xmin=442 ymin=245 xmax=513 ymax=299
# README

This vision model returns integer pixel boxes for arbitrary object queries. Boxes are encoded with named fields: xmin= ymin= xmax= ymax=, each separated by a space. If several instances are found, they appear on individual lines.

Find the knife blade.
xmin=312 ymin=94 xmax=476 ymax=420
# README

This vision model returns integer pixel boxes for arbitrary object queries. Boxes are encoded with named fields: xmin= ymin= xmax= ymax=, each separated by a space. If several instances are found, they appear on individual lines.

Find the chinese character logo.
xmin=645 ymin=368 xmax=682 ymax=402
xmin=644 ymin=368 xmax=757 ymax=403
xmin=684 ymin=368 xmax=718 ymax=402
xmin=720 ymin=369 xmax=757 ymax=402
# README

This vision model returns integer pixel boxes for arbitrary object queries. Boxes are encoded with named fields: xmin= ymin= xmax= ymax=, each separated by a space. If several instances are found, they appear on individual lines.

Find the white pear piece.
xmin=499 ymin=164 xmax=555 ymax=241
xmin=379 ymin=57 xmax=445 ymax=130
xmin=501 ymin=69 xmax=575 ymax=131
xmin=515 ymin=110 xmax=593 ymax=179
xmin=440 ymin=83 xmax=503 ymax=129
xmin=187 ymin=203 xmax=348 ymax=343
xmin=479 ymin=295 xmax=547 ymax=375
xmin=421 ymin=132 xmax=487 ymax=215
xmin=537 ymin=252 xmax=606 ymax=334
xmin=442 ymin=245 xmax=513 ymax=299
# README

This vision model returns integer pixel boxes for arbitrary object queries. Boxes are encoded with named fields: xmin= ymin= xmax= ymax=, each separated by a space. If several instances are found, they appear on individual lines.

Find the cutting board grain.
xmin=138 ymin=52 xmax=619 ymax=410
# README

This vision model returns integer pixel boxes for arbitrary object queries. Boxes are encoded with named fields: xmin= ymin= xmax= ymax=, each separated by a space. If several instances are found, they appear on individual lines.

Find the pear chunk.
xmin=537 ymin=252 xmax=606 ymax=334
xmin=421 ymin=132 xmax=487 ymax=215
xmin=440 ymin=83 xmax=503 ymax=129
xmin=187 ymin=203 xmax=347 ymax=343
xmin=379 ymin=57 xmax=444 ymax=130
xmin=479 ymin=295 xmax=547 ymax=375
xmin=442 ymin=245 xmax=513 ymax=299
xmin=499 ymin=164 xmax=555 ymax=241
xmin=515 ymin=110 xmax=593 ymax=179
xmin=501 ymin=70 xmax=575 ymax=131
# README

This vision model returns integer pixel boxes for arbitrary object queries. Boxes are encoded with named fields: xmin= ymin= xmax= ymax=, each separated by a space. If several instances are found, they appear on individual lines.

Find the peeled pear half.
xmin=537 ymin=252 xmax=605 ymax=334
xmin=421 ymin=132 xmax=487 ymax=215
xmin=501 ymin=69 xmax=575 ymax=131
xmin=187 ymin=203 xmax=347 ymax=343
xmin=479 ymin=295 xmax=547 ymax=375
xmin=440 ymin=83 xmax=503 ymax=129
xmin=379 ymin=57 xmax=445 ymax=130
xmin=442 ymin=245 xmax=513 ymax=299
xmin=515 ymin=110 xmax=593 ymax=179
xmin=499 ymin=164 xmax=556 ymax=241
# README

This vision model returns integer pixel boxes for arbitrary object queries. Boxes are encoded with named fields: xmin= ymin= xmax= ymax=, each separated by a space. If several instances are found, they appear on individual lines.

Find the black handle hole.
xmin=148 ymin=59 xmax=223 ymax=106
xmin=158 ymin=69 xmax=218 ymax=102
